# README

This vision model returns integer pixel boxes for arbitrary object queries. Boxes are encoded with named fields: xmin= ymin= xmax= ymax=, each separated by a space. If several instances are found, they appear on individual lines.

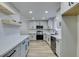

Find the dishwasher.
xmin=51 ymin=36 xmax=58 ymax=56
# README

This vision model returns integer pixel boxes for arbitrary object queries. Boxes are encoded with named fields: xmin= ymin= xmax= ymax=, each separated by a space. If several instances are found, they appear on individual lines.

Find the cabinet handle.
xmin=22 ymin=41 xmax=25 ymax=44
xmin=7 ymin=50 xmax=16 ymax=57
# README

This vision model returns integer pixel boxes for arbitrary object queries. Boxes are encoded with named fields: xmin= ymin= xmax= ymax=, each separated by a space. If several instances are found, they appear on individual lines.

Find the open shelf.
xmin=1 ymin=19 xmax=22 ymax=26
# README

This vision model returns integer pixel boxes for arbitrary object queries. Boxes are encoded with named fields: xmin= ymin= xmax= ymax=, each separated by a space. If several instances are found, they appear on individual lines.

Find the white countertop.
xmin=0 ymin=35 xmax=29 ymax=57
xmin=43 ymin=32 xmax=61 ymax=40
xmin=51 ymin=35 xmax=61 ymax=40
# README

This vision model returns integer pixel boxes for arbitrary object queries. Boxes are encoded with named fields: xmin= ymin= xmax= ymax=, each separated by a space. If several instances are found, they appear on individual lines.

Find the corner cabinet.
xmin=61 ymin=2 xmax=78 ymax=15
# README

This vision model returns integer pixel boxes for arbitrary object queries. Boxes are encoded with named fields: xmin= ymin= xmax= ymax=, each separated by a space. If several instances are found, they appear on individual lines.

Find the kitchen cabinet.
xmin=3 ymin=43 xmax=21 ymax=57
xmin=51 ymin=36 xmax=56 ymax=55
xmin=44 ymin=34 xmax=51 ymax=46
xmin=20 ymin=40 xmax=26 ymax=57
xmin=40 ymin=21 xmax=48 ymax=29
xmin=25 ymin=37 xmax=30 ymax=55
xmin=47 ymin=35 xmax=51 ymax=46
xmin=48 ymin=19 xmax=54 ymax=29
xmin=36 ymin=21 xmax=39 ymax=26
xmin=61 ymin=2 xmax=78 ymax=15
xmin=3 ymin=37 xmax=30 ymax=57
xmin=29 ymin=34 xmax=36 ymax=40
xmin=3 ymin=49 xmax=16 ymax=57
xmin=33 ymin=34 xmax=36 ymax=40
xmin=56 ymin=40 xmax=61 ymax=57
xmin=32 ymin=21 xmax=36 ymax=29
xmin=13 ymin=44 xmax=21 ymax=57
xmin=20 ymin=38 xmax=30 ymax=57
xmin=44 ymin=34 xmax=47 ymax=41
xmin=29 ymin=21 xmax=36 ymax=29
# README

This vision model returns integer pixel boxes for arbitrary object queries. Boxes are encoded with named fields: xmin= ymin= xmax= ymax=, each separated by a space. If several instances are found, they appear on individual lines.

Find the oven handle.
xmin=7 ymin=50 xmax=16 ymax=57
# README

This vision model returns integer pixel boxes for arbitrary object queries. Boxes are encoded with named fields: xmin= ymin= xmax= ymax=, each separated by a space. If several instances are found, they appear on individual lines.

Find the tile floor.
xmin=27 ymin=40 xmax=56 ymax=57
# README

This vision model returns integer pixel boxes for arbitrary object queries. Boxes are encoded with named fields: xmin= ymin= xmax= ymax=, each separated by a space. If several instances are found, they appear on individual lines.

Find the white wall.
xmin=77 ymin=15 xmax=79 ymax=56
xmin=0 ymin=13 xmax=21 ymax=41
xmin=61 ymin=16 xmax=77 ymax=57
xmin=20 ymin=20 xmax=29 ymax=35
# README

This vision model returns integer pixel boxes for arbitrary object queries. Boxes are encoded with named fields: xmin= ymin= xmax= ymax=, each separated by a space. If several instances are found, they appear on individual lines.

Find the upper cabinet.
xmin=61 ymin=2 xmax=79 ymax=16
xmin=0 ymin=3 xmax=15 ymax=15
xmin=48 ymin=18 xmax=54 ymax=29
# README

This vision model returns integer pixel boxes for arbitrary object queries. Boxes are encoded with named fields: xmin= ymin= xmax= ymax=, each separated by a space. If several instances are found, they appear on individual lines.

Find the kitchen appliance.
xmin=36 ymin=30 xmax=43 ymax=40
xmin=51 ymin=36 xmax=58 ymax=56
xmin=36 ymin=25 xmax=43 ymax=40
xmin=36 ymin=25 xmax=43 ymax=29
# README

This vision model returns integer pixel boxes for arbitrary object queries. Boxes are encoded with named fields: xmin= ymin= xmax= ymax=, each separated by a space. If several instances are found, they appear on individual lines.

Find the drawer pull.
xmin=7 ymin=50 xmax=16 ymax=57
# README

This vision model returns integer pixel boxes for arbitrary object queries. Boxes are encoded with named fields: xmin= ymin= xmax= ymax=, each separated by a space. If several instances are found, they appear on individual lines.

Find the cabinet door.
xmin=3 ymin=49 xmax=16 ymax=57
xmin=3 ymin=44 xmax=21 ymax=57
xmin=30 ymin=35 xmax=33 ymax=40
xmin=56 ymin=40 xmax=61 ymax=57
xmin=20 ymin=40 xmax=26 ymax=57
xmin=31 ymin=34 xmax=36 ymax=40
xmin=13 ymin=44 xmax=21 ymax=57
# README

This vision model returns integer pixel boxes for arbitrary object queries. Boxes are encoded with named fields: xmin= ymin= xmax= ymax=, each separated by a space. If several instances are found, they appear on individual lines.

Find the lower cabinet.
xmin=3 ymin=44 xmax=21 ymax=57
xmin=30 ymin=34 xmax=36 ymax=40
xmin=20 ymin=38 xmax=29 ymax=57
xmin=13 ymin=44 xmax=21 ymax=57
xmin=56 ymin=40 xmax=61 ymax=57
xmin=3 ymin=38 xmax=29 ymax=57
xmin=20 ymin=40 xmax=26 ymax=57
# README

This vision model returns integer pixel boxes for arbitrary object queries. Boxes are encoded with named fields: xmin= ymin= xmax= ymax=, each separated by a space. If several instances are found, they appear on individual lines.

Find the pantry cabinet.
xmin=48 ymin=18 xmax=54 ymax=29
xmin=3 ymin=44 xmax=21 ymax=57
xmin=20 ymin=40 xmax=26 ymax=57
xmin=13 ymin=44 xmax=21 ymax=57
xmin=56 ymin=40 xmax=61 ymax=57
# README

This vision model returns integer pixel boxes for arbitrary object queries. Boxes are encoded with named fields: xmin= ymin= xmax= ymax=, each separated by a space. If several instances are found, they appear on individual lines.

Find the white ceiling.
xmin=10 ymin=2 xmax=60 ymax=20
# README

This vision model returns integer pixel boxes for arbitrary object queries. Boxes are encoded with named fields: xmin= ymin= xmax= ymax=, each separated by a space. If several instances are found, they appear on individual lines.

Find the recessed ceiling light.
xmin=45 ymin=11 xmax=48 ymax=14
xmin=29 ymin=10 xmax=32 ymax=14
